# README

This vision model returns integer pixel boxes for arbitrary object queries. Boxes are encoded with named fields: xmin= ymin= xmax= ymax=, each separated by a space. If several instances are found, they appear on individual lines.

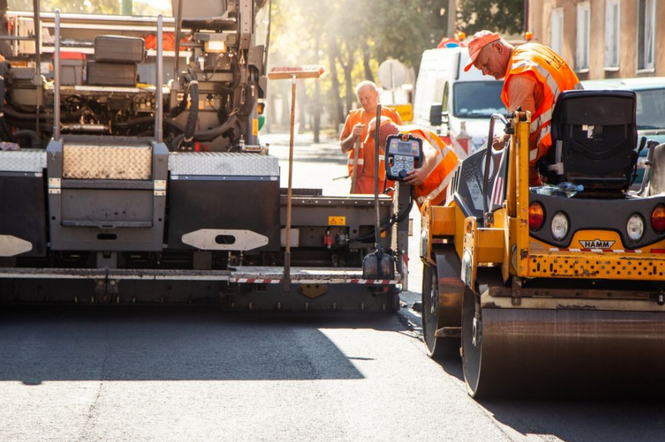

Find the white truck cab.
xmin=413 ymin=47 xmax=507 ymax=159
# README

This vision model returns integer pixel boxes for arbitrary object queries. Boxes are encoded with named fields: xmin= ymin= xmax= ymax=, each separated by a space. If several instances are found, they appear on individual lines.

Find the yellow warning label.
xmin=393 ymin=104 xmax=413 ymax=122
xmin=252 ymin=118 xmax=259 ymax=136
xmin=328 ymin=216 xmax=346 ymax=226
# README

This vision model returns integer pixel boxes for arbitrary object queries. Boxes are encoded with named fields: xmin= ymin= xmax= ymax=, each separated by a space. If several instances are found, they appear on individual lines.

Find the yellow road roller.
xmin=420 ymin=90 xmax=665 ymax=397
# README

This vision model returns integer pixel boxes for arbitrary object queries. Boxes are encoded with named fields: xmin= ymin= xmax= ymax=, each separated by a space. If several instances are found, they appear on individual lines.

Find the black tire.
xmin=461 ymin=285 xmax=484 ymax=397
xmin=422 ymin=263 xmax=458 ymax=359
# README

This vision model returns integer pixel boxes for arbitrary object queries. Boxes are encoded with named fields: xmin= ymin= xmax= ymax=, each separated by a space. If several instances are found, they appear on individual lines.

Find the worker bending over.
xmin=367 ymin=117 xmax=459 ymax=208
xmin=340 ymin=81 xmax=403 ymax=194
xmin=465 ymin=31 xmax=581 ymax=185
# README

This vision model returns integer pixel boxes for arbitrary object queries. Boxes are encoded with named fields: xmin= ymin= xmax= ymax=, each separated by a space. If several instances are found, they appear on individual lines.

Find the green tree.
xmin=458 ymin=0 xmax=524 ymax=35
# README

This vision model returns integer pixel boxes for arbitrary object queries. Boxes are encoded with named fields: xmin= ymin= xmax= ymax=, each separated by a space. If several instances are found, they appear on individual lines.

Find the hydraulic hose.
xmin=330 ymin=189 xmax=415 ymax=251
xmin=4 ymin=105 xmax=84 ymax=121
xmin=13 ymin=129 xmax=40 ymax=148
xmin=113 ymin=116 xmax=185 ymax=133
xmin=183 ymin=77 xmax=199 ymax=146
xmin=0 ymin=60 xmax=14 ymax=142
xmin=171 ymin=114 xmax=237 ymax=149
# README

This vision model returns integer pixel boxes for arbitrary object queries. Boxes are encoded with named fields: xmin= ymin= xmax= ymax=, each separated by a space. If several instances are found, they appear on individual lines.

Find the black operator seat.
xmin=541 ymin=90 xmax=637 ymax=191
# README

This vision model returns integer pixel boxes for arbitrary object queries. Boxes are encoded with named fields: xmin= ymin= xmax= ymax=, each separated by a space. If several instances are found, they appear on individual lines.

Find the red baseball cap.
xmin=463 ymin=30 xmax=501 ymax=72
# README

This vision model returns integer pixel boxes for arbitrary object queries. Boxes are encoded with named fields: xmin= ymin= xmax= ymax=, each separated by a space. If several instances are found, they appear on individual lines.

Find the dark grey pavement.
xmin=0 ymin=133 xmax=663 ymax=441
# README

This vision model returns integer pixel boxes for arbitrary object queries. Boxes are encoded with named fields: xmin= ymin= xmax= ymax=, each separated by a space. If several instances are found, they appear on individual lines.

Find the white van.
xmin=413 ymin=47 xmax=507 ymax=159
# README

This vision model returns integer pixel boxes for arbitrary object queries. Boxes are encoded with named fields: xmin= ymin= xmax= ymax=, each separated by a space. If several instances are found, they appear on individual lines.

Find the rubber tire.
xmin=461 ymin=285 xmax=484 ymax=397
xmin=422 ymin=263 xmax=458 ymax=359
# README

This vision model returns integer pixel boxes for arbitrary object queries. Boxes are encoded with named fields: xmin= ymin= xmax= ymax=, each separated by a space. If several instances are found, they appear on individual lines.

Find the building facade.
xmin=529 ymin=0 xmax=665 ymax=79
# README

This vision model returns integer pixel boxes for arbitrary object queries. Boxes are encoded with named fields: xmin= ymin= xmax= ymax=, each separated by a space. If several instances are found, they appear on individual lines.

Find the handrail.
xmin=53 ymin=9 xmax=60 ymax=141
xmin=154 ymin=14 xmax=163 ymax=143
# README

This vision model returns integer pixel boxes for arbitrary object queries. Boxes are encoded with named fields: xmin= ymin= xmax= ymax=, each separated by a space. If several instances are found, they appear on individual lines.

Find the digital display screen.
xmin=397 ymin=141 xmax=413 ymax=154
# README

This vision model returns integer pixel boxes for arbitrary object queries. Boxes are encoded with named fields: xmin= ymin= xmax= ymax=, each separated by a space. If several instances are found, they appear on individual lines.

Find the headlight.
xmin=627 ymin=214 xmax=645 ymax=242
xmin=551 ymin=211 xmax=569 ymax=241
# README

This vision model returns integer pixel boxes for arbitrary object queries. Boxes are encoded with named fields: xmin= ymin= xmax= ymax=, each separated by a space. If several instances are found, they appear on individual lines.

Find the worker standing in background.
xmin=367 ymin=117 xmax=459 ymax=208
xmin=464 ymin=31 xmax=581 ymax=185
xmin=340 ymin=81 xmax=403 ymax=194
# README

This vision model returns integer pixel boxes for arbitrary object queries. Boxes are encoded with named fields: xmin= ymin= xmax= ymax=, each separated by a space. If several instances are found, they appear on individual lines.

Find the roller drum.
xmin=462 ymin=289 xmax=665 ymax=398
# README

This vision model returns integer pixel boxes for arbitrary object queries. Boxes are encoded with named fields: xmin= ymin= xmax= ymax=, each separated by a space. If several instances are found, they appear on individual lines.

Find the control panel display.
xmin=385 ymin=134 xmax=423 ymax=181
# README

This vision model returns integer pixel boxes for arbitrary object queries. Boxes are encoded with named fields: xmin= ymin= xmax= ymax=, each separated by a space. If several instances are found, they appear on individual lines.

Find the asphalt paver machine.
xmin=0 ymin=1 xmax=411 ymax=310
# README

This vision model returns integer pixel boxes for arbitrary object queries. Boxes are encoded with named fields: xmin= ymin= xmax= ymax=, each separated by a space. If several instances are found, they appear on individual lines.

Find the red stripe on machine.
xmin=549 ymin=248 xmax=642 ymax=254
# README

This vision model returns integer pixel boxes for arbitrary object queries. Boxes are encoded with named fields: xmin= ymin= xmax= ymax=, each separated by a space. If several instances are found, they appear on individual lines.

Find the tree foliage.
xmin=9 ymin=0 xmax=171 ymax=15
xmin=458 ymin=0 xmax=524 ymax=35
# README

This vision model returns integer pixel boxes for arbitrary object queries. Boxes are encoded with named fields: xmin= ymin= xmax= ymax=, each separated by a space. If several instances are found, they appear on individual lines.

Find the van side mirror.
xmin=429 ymin=104 xmax=448 ymax=126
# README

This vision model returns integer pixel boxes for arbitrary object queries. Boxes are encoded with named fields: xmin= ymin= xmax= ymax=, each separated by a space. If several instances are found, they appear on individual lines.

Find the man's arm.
xmin=492 ymin=73 xmax=538 ymax=149
xmin=404 ymin=139 xmax=438 ymax=186
xmin=339 ymin=115 xmax=362 ymax=154
xmin=505 ymin=73 xmax=537 ymax=114
xmin=340 ymin=127 xmax=362 ymax=153
xmin=393 ymin=110 xmax=403 ymax=125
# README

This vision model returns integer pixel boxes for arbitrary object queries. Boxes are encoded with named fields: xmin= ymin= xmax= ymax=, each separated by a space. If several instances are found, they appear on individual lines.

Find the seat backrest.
xmin=542 ymin=90 xmax=637 ymax=190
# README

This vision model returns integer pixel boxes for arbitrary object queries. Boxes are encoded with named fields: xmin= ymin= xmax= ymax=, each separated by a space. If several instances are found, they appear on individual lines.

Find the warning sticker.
xmin=328 ymin=216 xmax=346 ymax=226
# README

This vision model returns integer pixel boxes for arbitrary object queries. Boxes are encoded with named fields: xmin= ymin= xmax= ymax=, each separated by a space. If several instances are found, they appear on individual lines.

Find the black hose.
xmin=0 ymin=60 xmax=14 ymax=142
xmin=183 ymin=75 xmax=199 ymax=146
xmin=13 ymin=129 xmax=40 ymax=148
xmin=354 ymin=195 xmax=413 ymax=243
xmin=171 ymin=114 xmax=237 ymax=149
xmin=331 ymin=189 xmax=414 ymax=250
xmin=4 ymin=105 xmax=84 ymax=121
xmin=113 ymin=116 xmax=185 ymax=133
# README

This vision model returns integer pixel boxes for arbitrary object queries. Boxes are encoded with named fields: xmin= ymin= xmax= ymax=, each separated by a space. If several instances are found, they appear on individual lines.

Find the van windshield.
xmin=453 ymin=81 xmax=507 ymax=118
xmin=636 ymin=89 xmax=665 ymax=129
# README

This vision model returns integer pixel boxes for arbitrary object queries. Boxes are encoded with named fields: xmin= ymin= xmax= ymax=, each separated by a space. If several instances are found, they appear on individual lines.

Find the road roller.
xmin=420 ymin=89 xmax=665 ymax=397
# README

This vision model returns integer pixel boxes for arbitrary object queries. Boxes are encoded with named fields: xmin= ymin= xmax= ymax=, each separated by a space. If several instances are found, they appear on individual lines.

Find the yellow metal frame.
xmin=422 ymin=111 xmax=665 ymax=287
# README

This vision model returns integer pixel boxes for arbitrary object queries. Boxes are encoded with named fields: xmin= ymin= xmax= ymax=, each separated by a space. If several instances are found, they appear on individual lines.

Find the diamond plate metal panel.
xmin=168 ymin=152 xmax=279 ymax=177
xmin=63 ymin=144 xmax=152 ymax=180
xmin=0 ymin=149 xmax=47 ymax=172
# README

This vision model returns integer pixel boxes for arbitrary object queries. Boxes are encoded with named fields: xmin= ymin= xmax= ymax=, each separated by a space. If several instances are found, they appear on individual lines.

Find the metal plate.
xmin=168 ymin=152 xmax=279 ymax=177
xmin=63 ymin=144 xmax=152 ymax=180
xmin=0 ymin=150 xmax=47 ymax=172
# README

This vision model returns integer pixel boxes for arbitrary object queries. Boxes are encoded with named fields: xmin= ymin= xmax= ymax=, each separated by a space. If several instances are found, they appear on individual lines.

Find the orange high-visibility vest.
xmin=501 ymin=43 xmax=581 ymax=168
xmin=343 ymin=107 xmax=402 ymax=180
xmin=400 ymin=125 xmax=459 ymax=207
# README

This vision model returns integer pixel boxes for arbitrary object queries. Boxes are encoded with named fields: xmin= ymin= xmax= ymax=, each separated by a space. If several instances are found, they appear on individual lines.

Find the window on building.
xmin=638 ymin=0 xmax=656 ymax=70
xmin=551 ymin=8 xmax=564 ymax=55
xmin=576 ymin=2 xmax=591 ymax=71
xmin=605 ymin=0 xmax=620 ymax=68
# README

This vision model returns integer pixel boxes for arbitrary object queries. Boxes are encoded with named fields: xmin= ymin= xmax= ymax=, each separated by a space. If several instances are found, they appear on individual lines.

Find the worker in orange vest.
xmin=368 ymin=117 xmax=459 ymax=208
xmin=464 ymin=31 xmax=581 ymax=185
xmin=339 ymin=81 xmax=403 ymax=194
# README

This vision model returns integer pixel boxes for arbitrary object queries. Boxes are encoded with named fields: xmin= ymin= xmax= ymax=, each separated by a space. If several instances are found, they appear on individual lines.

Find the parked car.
xmin=582 ymin=77 xmax=665 ymax=187
xmin=413 ymin=47 xmax=507 ymax=159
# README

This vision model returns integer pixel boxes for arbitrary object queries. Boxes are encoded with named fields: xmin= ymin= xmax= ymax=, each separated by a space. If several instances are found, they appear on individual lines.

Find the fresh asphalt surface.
xmin=1 ymin=132 xmax=663 ymax=442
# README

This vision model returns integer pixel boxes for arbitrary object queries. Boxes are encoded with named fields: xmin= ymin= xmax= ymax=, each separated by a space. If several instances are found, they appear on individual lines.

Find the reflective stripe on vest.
xmin=346 ymin=107 xmax=401 ymax=179
xmin=400 ymin=126 xmax=459 ymax=207
xmin=502 ymin=43 xmax=580 ymax=164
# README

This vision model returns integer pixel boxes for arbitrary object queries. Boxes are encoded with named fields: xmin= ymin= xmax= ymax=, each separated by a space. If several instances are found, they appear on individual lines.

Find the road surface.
xmin=0 ymin=133 xmax=663 ymax=442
